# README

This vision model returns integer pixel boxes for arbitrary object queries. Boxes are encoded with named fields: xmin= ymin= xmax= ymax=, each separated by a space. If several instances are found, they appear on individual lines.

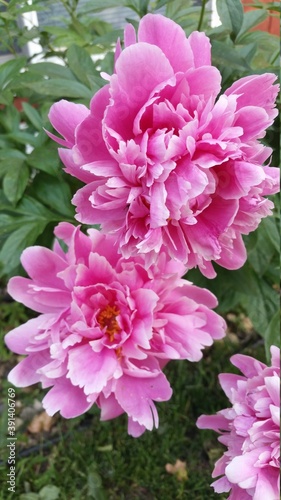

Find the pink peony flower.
xmin=5 ymin=222 xmax=225 ymax=437
xmin=197 ymin=346 xmax=280 ymax=499
xmin=48 ymin=14 xmax=279 ymax=278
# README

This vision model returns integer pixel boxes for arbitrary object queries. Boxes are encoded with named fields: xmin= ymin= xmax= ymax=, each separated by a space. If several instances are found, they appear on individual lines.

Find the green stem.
xmin=197 ymin=0 xmax=207 ymax=31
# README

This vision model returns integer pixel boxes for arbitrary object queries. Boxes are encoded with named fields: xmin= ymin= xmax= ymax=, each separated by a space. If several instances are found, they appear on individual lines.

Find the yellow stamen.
xmin=97 ymin=305 xmax=121 ymax=342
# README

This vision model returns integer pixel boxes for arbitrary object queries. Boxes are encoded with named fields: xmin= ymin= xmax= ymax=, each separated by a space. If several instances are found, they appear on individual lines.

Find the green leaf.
xmin=247 ymin=220 xmax=276 ymax=277
xmin=19 ymin=494 xmax=39 ymax=500
xmin=0 ymin=192 xmax=58 ymax=220
xmin=66 ymin=44 xmax=98 ymax=88
xmin=30 ymin=172 xmax=75 ymax=219
xmin=0 ymin=221 xmax=49 ymax=277
xmin=236 ymin=9 xmax=268 ymax=40
xmin=6 ymin=131 xmax=41 ymax=148
xmin=243 ymin=275 xmax=279 ymax=336
xmin=211 ymin=39 xmax=250 ymax=71
xmin=263 ymin=216 xmax=280 ymax=253
xmin=0 ymin=56 xmax=26 ymax=90
xmin=87 ymin=465 xmax=106 ymax=500
xmin=23 ymin=79 xmax=92 ymax=99
xmin=26 ymin=147 xmax=60 ymax=177
xmin=216 ymin=0 xmax=244 ymax=38
xmin=28 ymin=62 xmax=76 ymax=80
xmin=3 ymin=161 xmax=29 ymax=204
xmin=22 ymin=102 xmax=43 ymax=131
xmin=0 ymin=149 xmax=26 ymax=161
xmin=38 ymin=485 xmax=60 ymax=500
xmin=264 ymin=310 xmax=280 ymax=361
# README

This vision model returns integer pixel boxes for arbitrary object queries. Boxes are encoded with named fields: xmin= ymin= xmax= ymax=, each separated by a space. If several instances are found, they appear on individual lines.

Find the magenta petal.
xmin=8 ymin=351 xmax=50 ymax=387
xmin=42 ymin=377 xmax=93 ymax=418
xmin=59 ymin=148 xmax=95 ymax=183
xmin=234 ymin=106 xmax=270 ymax=140
xmin=20 ymin=246 xmax=67 ymax=288
xmin=67 ymin=344 xmax=118 ymax=394
xmin=128 ymin=418 xmax=147 ymax=437
xmin=115 ymin=371 xmax=172 ymax=429
xmin=225 ymin=73 xmax=279 ymax=121
xmin=99 ymin=393 xmax=124 ymax=420
xmin=188 ymin=30 xmax=211 ymax=67
xmin=138 ymin=13 xmax=194 ymax=73
xmin=218 ymin=373 xmax=246 ymax=400
xmin=124 ymin=23 xmax=136 ymax=47
xmin=196 ymin=414 xmax=229 ymax=432
xmin=48 ymin=100 xmax=90 ymax=146
xmin=5 ymin=316 xmax=49 ymax=354
xmin=230 ymin=353 xmax=266 ymax=378
xmin=8 ymin=277 xmax=70 ymax=313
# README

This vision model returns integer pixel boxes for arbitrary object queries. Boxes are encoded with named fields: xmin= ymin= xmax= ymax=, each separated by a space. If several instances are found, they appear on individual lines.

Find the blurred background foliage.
xmin=0 ymin=0 xmax=279 ymax=498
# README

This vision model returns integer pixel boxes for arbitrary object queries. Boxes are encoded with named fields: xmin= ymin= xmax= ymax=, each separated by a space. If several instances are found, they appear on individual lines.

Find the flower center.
xmin=97 ymin=305 xmax=121 ymax=342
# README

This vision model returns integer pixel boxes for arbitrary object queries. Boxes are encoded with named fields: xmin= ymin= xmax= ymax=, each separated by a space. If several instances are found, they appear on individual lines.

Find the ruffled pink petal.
xmin=225 ymin=73 xmax=279 ymax=122
xmin=8 ymin=277 xmax=71 ymax=313
xmin=230 ymin=354 xmax=266 ymax=378
xmin=67 ymin=344 xmax=118 ymax=394
xmin=115 ymin=371 xmax=172 ymax=430
xmin=8 ymin=351 xmax=50 ymax=387
xmin=42 ymin=377 xmax=93 ymax=418
xmin=5 ymin=315 xmax=50 ymax=354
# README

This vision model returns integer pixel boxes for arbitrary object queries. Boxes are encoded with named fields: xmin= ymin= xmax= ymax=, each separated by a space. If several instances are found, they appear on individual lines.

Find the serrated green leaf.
xmin=3 ymin=161 xmax=29 ymax=204
xmin=264 ymin=310 xmax=280 ymax=361
xmin=22 ymin=102 xmax=43 ymax=131
xmin=216 ymin=0 xmax=244 ymax=38
xmin=23 ymin=79 xmax=92 ymax=99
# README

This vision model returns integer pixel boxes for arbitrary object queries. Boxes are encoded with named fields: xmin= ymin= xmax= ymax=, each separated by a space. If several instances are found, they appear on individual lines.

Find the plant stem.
xmin=197 ymin=0 xmax=207 ymax=31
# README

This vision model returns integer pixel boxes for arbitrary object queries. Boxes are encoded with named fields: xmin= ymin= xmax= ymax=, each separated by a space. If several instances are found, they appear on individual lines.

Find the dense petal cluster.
xmin=197 ymin=347 xmax=280 ymax=499
xmin=48 ymin=14 xmax=279 ymax=277
xmin=5 ymin=223 xmax=225 ymax=436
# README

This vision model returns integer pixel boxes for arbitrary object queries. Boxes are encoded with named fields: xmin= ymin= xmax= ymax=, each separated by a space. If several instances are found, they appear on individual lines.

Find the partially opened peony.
xmin=5 ymin=223 xmax=225 ymax=437
xmin=48 ymin=14 xmax=279 ymax=277
xmin=197 ymin=346 xmax=280 ymax=499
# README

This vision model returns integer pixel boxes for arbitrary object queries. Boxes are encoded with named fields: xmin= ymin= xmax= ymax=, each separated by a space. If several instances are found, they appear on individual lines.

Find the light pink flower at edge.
xmin=48 ymin=14 xmax=279 ymax=278
xmin=5 ymin=223 xmax=225 ymax=437
xmin=197 ymin=347 xmax=280 ymax=500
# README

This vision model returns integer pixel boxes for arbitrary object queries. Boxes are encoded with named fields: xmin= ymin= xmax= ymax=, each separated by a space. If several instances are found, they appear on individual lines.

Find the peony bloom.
xmin=197 ymin=346 xmax=280 ymax=499
xmin=5 ymin=223 xmax=225 ymax=437
xmin=48 ymin=14 xmax=279 ymax=277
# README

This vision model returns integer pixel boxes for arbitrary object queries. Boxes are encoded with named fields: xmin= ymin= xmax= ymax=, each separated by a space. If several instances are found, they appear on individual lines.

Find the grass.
xmin=0 ymin=301 xmax=266 ymax=499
